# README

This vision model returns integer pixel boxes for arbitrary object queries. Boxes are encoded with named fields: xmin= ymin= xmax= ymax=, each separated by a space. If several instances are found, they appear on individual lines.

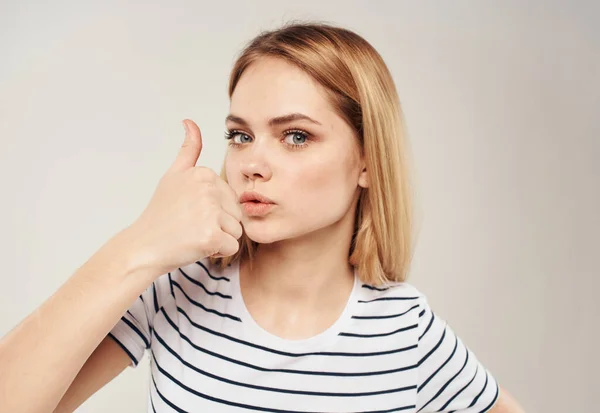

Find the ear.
xmin=358 ymin=164 xmax=369 ymax=188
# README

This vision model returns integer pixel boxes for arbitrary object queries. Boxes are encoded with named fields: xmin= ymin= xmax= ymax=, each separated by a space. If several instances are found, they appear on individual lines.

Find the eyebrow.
xmin=225 ymin=113 xmax=322 ymax=127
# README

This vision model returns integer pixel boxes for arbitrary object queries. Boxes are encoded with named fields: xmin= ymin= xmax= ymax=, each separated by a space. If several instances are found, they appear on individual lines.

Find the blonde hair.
xmin=210 ymin=21 xmax=416 ymax=286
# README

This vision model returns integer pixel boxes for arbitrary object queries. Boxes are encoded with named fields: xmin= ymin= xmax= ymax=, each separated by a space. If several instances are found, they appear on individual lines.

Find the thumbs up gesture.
xmin=127 ymin=119 xmax=243 ymax=278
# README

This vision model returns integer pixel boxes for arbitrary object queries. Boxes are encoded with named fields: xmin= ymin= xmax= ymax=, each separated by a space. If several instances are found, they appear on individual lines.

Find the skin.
xmin=224 ymin=56 xmax=525 ymax=412
xmin=6 ymin=56 xmax=524 ymax=413
xmin=225 ymin=56 xmax=368 ymax=340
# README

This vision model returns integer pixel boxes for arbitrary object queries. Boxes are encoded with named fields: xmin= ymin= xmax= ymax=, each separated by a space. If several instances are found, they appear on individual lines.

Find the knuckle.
xmin=194 ymin=167 xmax=217 ymax=181
xmin=199 ymin=181 xmax=217 ymax=195
xmin=200 ymin=225 xmax=221 ymax=250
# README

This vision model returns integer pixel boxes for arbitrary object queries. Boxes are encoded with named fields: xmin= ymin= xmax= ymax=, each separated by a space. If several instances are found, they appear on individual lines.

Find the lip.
xmin=241 ymin=202 xmax=275 ymax=217
xmin=239 ymin=191 xmax=275 ymax=204
xmin=239 ymin=191 xmax=276 ymax=217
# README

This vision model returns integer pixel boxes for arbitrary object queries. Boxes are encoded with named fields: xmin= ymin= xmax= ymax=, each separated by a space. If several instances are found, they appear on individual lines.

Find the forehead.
xmin=229 ymin=57 xmax=336 ymax=121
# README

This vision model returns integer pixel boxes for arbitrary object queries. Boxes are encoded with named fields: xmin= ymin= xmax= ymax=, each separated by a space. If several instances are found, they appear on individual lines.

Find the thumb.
xmin=170 ymin=119 xmax=203 ymax=172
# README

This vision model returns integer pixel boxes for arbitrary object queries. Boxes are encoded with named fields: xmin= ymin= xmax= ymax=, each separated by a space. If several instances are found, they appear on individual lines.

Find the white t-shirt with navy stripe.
xmin=108 ymin=258 xmax=499 ymax=413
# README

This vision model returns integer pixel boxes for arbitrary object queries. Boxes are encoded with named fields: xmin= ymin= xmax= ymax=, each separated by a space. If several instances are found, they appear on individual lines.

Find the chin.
xmin=243 ymin=217 xmax=331 ymax=246
xmin=242 ymin=218 xmax=307 ymax=245
xmin=244 ymin=231 xmax=287 ymax=245
xmin=242 ymin=220 xmax=284 ymax=244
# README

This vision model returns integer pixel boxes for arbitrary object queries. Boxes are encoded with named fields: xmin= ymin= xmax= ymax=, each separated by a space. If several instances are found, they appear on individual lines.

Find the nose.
xmin=238 ymin=144 xmax=273 ymax=182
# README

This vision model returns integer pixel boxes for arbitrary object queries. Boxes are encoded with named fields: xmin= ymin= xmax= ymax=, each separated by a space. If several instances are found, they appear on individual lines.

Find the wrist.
xmin=99 ymin=225 xmax=162 ymax=284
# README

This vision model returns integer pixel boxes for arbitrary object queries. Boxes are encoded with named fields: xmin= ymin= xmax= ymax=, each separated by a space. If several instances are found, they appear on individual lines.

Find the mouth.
xmin=238 ymin=191 xmax=276 ymax=216
xmin=241 ymin=200 xmax=275 ymax=217
xmin=239 ymin=191 xmax=275 ymax=204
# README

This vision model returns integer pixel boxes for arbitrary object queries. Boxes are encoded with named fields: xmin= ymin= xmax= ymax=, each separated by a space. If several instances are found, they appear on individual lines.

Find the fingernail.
xmin=182 ymin=120 xmax=189 ymax=134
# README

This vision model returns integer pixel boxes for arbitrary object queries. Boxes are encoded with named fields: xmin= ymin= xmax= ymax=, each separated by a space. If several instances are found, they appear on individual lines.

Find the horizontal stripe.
xmin=152 ymin=353 xmax=417 ymax=413
xmin=361 ymin=284 xmax=390 ymax=291
xmin=178 ymin=267 xmax=232 ymax=299
xmin=359 ymin=296 xmax=420 ymax=303
xmin=110 ymin=261 xmax=499 ymax=413
xmin=153 ymin=334 xmax=417 ymax=397
xmin=161 ymin=307 xmax=418 ymax=377
xmin=352 ymin=304 xmax=420 ymax=320
xmin=195 ymin=261 xmax=230 ymax=282
xmin=168 ymin=306 xmax=417 ymax=358
xmin=340 ymin=323 xmax=418 ymax=338
xmin=171 ymin=280 xmax=241 ymax=322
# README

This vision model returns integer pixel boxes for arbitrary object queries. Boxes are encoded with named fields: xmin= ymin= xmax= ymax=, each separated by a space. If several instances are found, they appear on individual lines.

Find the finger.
xmin=216 ymin=179 xmax=243 ymax=222
xmin=216 ymin=232 xmax=240 ymax=257
xmin=169 ymin=119 xmax=203 ymax=173
xmin=220 ymin=200 xmax=243 ymax=224
xmin=219 ymin=211 xmax=243 ymax=240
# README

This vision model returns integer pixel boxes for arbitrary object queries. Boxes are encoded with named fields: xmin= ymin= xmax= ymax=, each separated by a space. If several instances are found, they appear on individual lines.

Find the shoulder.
xmin=358 ymin=279 xmax=427 ymax=305
xmin=354 ymin=280 xmax=432 ymax=324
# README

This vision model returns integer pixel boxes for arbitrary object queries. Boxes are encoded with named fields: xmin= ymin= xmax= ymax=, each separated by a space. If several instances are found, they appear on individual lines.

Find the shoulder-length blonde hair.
xmin=210 ymin=21 xmax=415 ymax=286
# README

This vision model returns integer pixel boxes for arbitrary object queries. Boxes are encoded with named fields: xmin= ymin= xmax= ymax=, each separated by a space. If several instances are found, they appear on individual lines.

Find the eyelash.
xmin=224 ymin=128 xmax=311 ymax=150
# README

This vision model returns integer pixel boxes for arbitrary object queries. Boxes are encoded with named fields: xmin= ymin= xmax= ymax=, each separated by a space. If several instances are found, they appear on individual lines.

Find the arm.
xmin=53 ymin=335 xmax=132 ymax=413
xmin=0 ymin=119 xmax=241 ymax=413
xmin=0 ymin=229 xmax=158 ymax=413
xmin=489 ymin=386 xmax=526 ymax=413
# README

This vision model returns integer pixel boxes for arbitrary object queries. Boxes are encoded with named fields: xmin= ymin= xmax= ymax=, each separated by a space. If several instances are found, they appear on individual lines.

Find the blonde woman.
xmin=0 ymin=23 xmax=525 ymax=413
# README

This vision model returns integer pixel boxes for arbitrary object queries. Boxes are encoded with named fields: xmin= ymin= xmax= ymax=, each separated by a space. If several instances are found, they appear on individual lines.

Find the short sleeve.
xmin=415 ymin=294 xmax=500 ymax=412
xmin=108 ymin=272 xmax=174 ymax=367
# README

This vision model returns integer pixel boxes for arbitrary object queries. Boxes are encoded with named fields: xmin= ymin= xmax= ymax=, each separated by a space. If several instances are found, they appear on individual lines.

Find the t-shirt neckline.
xmin=228 ymin=258 xmax=360 ymax=352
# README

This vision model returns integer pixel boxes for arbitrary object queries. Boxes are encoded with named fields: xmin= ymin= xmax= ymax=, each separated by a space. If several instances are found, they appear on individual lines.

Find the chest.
xmin=148 ymin=303 xmax=421 ymax=412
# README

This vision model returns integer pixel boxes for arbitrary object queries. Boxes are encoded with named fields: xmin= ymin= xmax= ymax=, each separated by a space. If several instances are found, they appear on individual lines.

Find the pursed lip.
xmin=239 ymin=191 xmax=276 ymax=204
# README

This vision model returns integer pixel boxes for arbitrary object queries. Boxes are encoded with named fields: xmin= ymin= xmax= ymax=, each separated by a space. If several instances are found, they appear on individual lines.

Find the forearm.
xmin=0 ymin=227 xmax=156 ymax=413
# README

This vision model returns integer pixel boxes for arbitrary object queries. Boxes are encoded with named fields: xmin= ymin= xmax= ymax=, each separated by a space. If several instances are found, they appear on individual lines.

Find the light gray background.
xmin=1 ymin=1 xmax=598 ymax=412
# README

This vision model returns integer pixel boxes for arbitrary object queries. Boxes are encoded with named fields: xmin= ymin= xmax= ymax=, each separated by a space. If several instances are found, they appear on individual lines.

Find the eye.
xmin=225 ymin=128 xmax=311 ymax=150
xmin=283 ymin=130 xmax=308 ymax=146
xmin=224 ymin=130 xmax=252 ymax=145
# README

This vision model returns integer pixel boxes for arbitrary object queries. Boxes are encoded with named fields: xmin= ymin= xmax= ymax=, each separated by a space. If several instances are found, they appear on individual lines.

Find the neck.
xmin=240 ymin=202 xmax=358 ymax=313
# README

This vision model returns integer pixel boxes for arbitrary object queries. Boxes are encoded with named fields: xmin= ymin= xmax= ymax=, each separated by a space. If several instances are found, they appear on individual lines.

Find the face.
xmin=224 ymin=56 xmax=368 ymax=244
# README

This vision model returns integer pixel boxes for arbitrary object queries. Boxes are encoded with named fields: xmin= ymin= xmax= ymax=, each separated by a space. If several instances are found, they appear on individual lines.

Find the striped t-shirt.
xmin=108 ymin=258 xmax=499 ymax=413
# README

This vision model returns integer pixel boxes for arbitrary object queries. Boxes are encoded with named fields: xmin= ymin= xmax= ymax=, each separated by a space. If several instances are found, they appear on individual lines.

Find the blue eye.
xmin=224 ymin=130 xmax=252 ymax=144
xmin=233 ymin=133 xmax=252 ymax=144
xmin=224 ymin=128 xmax=311 ymax=150
xmin=283 ymin=131 xmax=308 ymax=145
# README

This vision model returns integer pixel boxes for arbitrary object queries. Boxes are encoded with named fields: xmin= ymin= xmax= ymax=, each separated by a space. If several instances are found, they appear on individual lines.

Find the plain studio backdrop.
xmin=1 ymin=1 xmax=598 ymax=412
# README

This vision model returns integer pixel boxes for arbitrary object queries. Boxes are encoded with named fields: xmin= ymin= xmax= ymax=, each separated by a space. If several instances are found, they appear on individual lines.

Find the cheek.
xmin=288 ymin=154 xmax=358 ymax=212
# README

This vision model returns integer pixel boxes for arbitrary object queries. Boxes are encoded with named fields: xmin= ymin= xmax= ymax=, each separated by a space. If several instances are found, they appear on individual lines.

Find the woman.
xmin=0 ymin=22 xmax=525 ymax=412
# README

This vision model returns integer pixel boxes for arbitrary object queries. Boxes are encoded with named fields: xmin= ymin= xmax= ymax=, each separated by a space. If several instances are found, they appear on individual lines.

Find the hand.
xmin=126 ymin=119 xmax=243 ymax=277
